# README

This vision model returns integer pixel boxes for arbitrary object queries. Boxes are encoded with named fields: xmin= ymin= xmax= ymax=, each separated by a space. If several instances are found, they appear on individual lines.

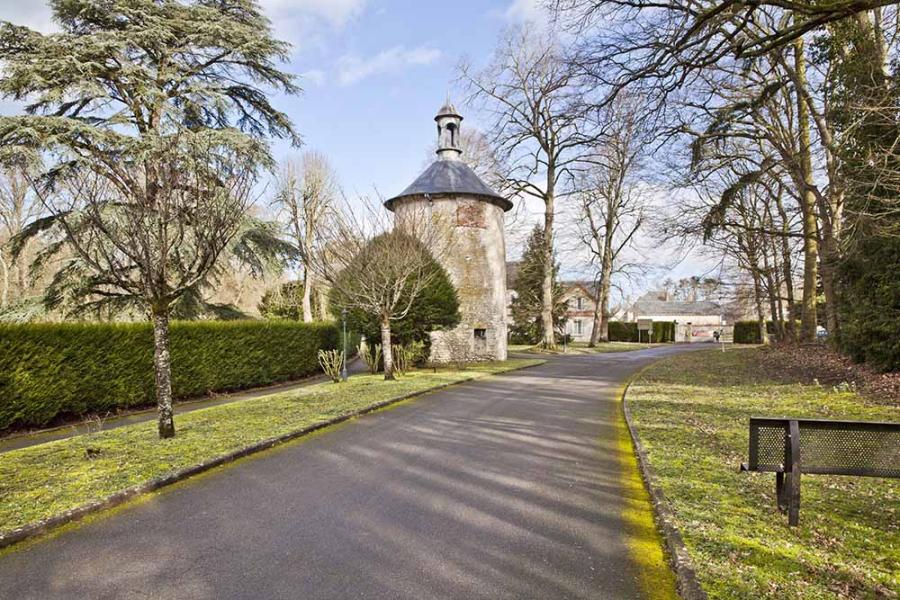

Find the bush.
xmin=838 ymin=235 xmax=900 ymax=372
xmin=653 ymin=321 xmax=676 ymax=343
xmin=607 ymin=321 xmax=674 ymax=342
xmin=0 ymin=320 xmax=340 ymax=431
xmin=317 ymin=349 xmax=344 ymax=383
xmin=608 ymin=321 xmax=639 ymax=342
xmin=734 ymin=321 xmax=764 ymax=344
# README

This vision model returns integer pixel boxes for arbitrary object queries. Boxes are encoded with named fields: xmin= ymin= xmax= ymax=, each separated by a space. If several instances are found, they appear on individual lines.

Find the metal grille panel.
xmin=749 ymin=417 xmax=900 ymax=477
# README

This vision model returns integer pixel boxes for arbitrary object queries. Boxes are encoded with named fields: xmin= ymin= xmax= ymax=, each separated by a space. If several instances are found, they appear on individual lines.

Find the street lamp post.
xmin=341 ymin=308 xmax=349 ymax=382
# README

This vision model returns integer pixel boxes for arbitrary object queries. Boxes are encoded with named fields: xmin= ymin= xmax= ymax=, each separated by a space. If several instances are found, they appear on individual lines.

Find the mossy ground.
xmin=628 ymin=347 xmax=898 ymax=599
xmin=0 ymin=359 xmax=542 ymax=537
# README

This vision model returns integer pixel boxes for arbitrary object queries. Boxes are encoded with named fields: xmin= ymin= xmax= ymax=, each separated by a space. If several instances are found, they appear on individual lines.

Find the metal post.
xmin=341 ymin=308 xmax=348 ymax=382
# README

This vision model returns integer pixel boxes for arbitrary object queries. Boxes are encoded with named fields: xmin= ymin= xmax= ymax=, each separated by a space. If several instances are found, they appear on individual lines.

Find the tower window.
xmin=474 ymin=328 xmax=487 ymax=340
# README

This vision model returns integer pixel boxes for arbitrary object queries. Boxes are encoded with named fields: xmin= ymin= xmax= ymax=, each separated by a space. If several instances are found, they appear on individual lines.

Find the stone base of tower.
xmin=429 ymin=323 xmax=508 ymax=363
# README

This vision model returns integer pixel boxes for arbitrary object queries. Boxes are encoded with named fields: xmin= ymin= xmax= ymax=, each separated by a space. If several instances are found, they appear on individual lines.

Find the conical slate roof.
xmin=385 ymin=160 xmax=512 ymax=212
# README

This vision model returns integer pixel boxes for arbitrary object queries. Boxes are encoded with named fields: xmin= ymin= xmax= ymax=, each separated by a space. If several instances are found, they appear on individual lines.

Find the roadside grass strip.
xmin=626 ymin=348 xmax=898 ymax=599
xmin=616 ymin=390 xmax=679 ymax=600
xmin=0 ymin=359 xmax=543 ymax=542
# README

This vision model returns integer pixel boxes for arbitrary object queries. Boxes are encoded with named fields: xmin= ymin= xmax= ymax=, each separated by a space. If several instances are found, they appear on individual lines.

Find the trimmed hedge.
xmin=0 ymin=320 xmax=340 ymax=431
xmin=734 ymin=321 xmax=764 ymax=344
xmin=608 ymin=321 xmax=675 ymax=343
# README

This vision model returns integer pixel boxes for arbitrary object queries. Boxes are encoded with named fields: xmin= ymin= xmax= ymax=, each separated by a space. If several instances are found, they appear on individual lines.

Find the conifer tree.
xmin=0 ymin=0 xmax=300 ymax=438
xmin=509 ymin=224 xmax=566 ymax=345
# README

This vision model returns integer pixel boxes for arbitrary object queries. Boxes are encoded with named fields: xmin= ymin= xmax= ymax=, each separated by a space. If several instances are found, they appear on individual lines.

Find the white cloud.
xmin=301 ymin=69 xmax=326 ymax=87
xmin=504 ymin=0 xmax=547 ymax=23
xmin=260 ymin=0 xmax=367 ymax=28
xmin=337 ymin=46 xmax=442 ymax=86
xmin=0 ymin=2 xmax=56 ymax=33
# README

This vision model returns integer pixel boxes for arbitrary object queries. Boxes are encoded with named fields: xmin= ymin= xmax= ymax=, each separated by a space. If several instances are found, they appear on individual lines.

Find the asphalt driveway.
xmin=0 ymin=345 xmax=702 ymax=599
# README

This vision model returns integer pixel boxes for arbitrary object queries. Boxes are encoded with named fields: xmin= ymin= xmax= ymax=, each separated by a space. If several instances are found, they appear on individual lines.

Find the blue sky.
xmin=0 ymin=0 xmax=713 ymax=292
xmin=0 ymin=0 xmax=541 ymax=198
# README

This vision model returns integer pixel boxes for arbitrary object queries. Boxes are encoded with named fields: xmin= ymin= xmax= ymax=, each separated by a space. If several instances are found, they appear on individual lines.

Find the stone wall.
xmin=394 ymin=195 xmax=508 ymax=362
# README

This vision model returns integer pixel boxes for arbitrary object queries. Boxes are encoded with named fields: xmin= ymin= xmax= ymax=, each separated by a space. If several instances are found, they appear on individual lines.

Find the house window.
xmin=574 ymin=320 xmax=583 ymax=335
xmin=576 ymin=297 xmax=584 ymax=310
xmin=474 ymin=328 xmax=487 ymax=340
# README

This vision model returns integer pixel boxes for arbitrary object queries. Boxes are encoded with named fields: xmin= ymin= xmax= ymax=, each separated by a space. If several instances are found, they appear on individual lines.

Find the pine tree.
xmin=509 ymin=224 xmax=566 ymax=345
xmin=0 ymin=0 xmax=300 ymax=438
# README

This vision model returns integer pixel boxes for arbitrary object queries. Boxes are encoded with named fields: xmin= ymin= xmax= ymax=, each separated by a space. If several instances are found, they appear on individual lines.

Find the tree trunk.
xmin=794 ymin=35 xmax=820 ymax=343
xmin=751 ymin=270 xmax=768 ymax=345
xmin=0 ymin=252 xmax=8 ymax=309
xmin=380 ymin=317 xmax=395 ymax=381
xmin=775 ymin=193 xmax=797 ymax=341
xmin=319 ymin=288 xmax=329 ymax=321
xmin=818 ymin=238 xmax=840 ymax=341
xmin=541 ymin=185 xmax=556 ymax=349
xmin=588 ymin=291 xmax=602 ymax=347
xmin=152 ymin=306 xmax=176 ymax=439
xmin=301 ymin=268 xmax=313 ymax=323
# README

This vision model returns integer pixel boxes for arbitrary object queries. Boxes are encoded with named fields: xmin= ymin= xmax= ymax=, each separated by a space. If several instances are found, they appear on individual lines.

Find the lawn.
xmin=627 ymin=348 xmax=898 ymax=599
xmin=0 ymin=359 xmax=543 ymax=539
xmin=510 ymin=341 xmax=665 ymax=354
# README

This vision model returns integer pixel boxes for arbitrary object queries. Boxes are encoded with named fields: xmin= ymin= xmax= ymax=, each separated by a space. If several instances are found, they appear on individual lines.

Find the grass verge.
xmin=510 ymin=341 xmax=666 ymax=354
xmin=0 ymin=359 xmax=543 ymax=540
xmin=627 ymin=347 xmax=898 ymax=599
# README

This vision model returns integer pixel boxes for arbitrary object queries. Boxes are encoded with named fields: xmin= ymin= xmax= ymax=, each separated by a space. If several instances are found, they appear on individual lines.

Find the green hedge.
xmin=0 ymin=320 xmax=340 ymax=431
xmin=608 ymin=321 xmax=675 ymax=342
xmin=734 ymin=321 xmax=764 ymax=344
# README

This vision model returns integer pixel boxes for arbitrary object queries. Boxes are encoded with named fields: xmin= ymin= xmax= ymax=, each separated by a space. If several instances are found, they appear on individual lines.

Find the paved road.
xmin=0 ymin=345 xmax=703 ymax=600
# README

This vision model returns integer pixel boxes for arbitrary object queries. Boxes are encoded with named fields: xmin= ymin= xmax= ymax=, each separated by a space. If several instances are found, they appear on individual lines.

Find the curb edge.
xmin=622 ymin=377 xmax=708 ymax=600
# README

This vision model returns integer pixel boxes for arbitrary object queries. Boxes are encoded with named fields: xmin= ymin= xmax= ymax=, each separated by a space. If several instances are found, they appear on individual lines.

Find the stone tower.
xmin=385 ymin=100 xmax=512 ymax=362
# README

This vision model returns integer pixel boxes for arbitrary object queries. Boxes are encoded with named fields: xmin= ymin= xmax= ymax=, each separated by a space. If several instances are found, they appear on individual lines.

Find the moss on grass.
xmin=0 ymin=359 xmax=543 ymax=537
xmin=627 ymin=348 xmax=899 ymax=599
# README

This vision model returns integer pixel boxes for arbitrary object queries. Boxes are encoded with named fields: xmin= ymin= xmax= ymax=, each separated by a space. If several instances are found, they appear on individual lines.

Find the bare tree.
xmin=460 ymin=26 xmax=596 ymax=348
xmin=0 ymin=166 xmax=41 ymax=308
xmin=575 ymin=97 xmax=646 ymax=345
xmin=313 ymin=200 xmax=455 ymax=380
xmin=17 ymin=141 xmax=258 ymax=437
xmin=272 ymin=153 xmax=338 ymax=322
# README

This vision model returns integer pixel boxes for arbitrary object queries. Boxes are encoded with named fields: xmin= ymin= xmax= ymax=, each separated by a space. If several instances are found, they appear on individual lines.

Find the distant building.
xmin=559 ymin=282 xmax=599 ymax=343
xmin=625 ymin=290 xmax=724 ymax=342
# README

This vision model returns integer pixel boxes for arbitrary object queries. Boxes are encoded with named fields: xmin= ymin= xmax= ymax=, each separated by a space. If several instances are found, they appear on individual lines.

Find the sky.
xmin=0 ymin=0 xmax=714 ymax=296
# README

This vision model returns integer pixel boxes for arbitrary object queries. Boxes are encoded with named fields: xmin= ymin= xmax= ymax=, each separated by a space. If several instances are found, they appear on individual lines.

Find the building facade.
xmin=385 ymin=101 xmax=512 ymax=362
xmin=626 ymin=290 xmax=724 ymax=342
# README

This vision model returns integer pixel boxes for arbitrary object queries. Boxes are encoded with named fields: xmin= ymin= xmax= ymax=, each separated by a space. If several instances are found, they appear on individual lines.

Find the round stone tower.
xmin=385 ymin=100 xmax=512 ymax=362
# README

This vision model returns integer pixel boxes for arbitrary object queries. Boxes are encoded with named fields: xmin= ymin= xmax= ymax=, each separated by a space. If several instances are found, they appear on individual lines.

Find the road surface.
xmin=0 ymin=345 xmax=702 ymax=599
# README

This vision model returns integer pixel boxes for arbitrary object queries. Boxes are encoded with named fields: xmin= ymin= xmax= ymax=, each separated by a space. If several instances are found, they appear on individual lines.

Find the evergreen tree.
xmin=0 ymin=0 xmax=299 ymax=438
xmin=509 ymin=224 xmax=566 ymax=345
xmin=327 ymin=230 xmax=460 ymax=379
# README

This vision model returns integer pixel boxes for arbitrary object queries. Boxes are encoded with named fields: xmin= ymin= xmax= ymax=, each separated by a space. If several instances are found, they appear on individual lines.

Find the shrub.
xmin=838 ymin=235 xmax=900 ymax=372
xmin=734 ymin=321 xmax=764 ymax=344
xmin=358 ymin=341 xmax=382 ymax=374
xmin=317 ymin=349 xmax=344 ymax=383
xmin=0 ymin=320 xmax=340 ymax=431
xmin=652 ymin=321 xmax=676 ymax=343
xmin=608 ymin=321 xmax=639 ymax=342
xmin=607 ymin=321 xmax=674 ymax=342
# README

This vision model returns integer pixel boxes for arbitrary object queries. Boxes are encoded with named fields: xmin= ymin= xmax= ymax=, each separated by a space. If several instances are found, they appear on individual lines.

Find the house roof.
xmin=560 ymin=280 xmax=599 ymax=299
xmin=385 ymin=160 xmax=512 ymax=212
xmin=632 ymin=299 xmax=723 ymax=317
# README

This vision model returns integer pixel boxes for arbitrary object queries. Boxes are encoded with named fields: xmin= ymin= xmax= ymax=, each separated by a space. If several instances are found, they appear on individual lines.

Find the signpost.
xmin=637 ymin=318 xmax=653 ymax=344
